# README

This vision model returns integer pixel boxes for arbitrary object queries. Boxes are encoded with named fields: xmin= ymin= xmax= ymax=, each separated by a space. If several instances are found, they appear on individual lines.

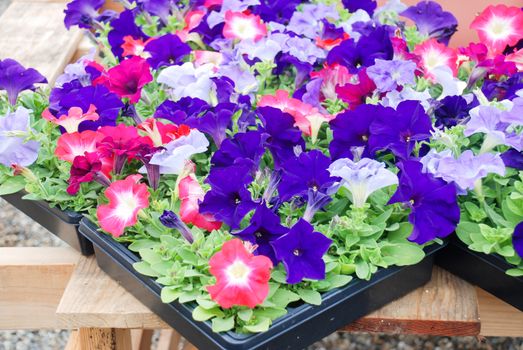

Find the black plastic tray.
xmin=2 ymin=191 xmax=93 ymax=255
xmin=80 ymin=218 xmax=445 ymax=350
xmin=436 ymin=237 xmax=523 ymax=311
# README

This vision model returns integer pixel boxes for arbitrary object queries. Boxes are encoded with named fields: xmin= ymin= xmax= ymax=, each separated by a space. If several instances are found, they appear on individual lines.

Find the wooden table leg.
xmin=78 ymin=328 xmax=132 ymax=350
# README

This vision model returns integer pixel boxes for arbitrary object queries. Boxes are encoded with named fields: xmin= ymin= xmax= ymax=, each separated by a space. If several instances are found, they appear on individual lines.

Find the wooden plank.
xmin=343 ymin=267 xmax=481 ymax=336
xmin=131 ymin=329 xmax=153 ymax=350
xmin=65 ymin=330 xmax=81 ymax=350
xmin=0 ymin=1 xmax=82 ymax=84
xmin=56 ymin=256 xmax=169 ymax=329
xmin=78 ymin=328 xmax=132 ymax=350
xmin=477 ymin=287 xmax=523 ymax=337
xmin=157 ymin=329 xmax=182 ymax=350
xmin=0 ymin=247 xmax=80 ymax=330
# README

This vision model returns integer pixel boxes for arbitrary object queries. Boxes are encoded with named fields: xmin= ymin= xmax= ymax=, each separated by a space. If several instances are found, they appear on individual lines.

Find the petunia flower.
xmin=136 ymin=0 xmax=173 ymax=24
xmin=96 ymin=174 xmax=150 ymax=237
xmin=63 ymin=0 xmax=104 ymax=29
xmin=199 ymin=165 xmax=257 ymax=229
xmin=310 ymin=64 xmax=351 ymax=101
xmin=223 ymin=11 xmax=267 ymax=42
xmin=400 ymin=1 xmax=458 ymax=45
xmin=178 ymin=174 xmax=222 ymax=232
xmin=286 ymin=3 xmax=339 ymax=40
xmin=159 ymin=210 xmax=195 ymax=243
xmin=470 ymin=4 xmax=523 ymax=55
xmin=121 ymin=36 xmax=153 ymax=58
xmin=513 ymin=222 xmax=523 ymax=259
xmin=207 ymin=239 xmax=273 ymax=309
xmin=0 ymin=107 xmax=40 ymax=167
xmin=413 ymin=39 xmax=457 ymax=81
xmin=501 ymin=149 xmax=523 ymax=170
xmin=342 ymin=0 xmax=377 ymax=16
xmin=271 ymin=219 xmax=332 ymax=284
xmin=157 ymin=62 xmax=216 ymax=104
xmin=251 ymin=0 xmax=301 ymax=24
xmin=144 ymin=34 xmax=191 ymax=69
xmin=233 ymin=205 xmax=288 ymax=264
xmin=335 ymin=69 xmax=376 ymax=108
xmin=107 ymin=10 xmax=149 ymax=59
xmin=93 ymin=56 xmax=152 ymax=104
xmin=42 ymin=104 xmax=99 ymax=134
xmin=211 ymin=130 xmax=267 ymax=171
xmin=206 ymin=0 xmax=260 ymax=28
xmin=388 ymin=160 xmax=460 ymax=244
xmin=0 ymin=59 xmax=47 ymax=105
xmin=369 ymin=100 xmax=433 ymax=159
xmin=434 ymin=95 xmax=479 ymax=128
xmin=328 ymin=158 xmax=398 ymax=208
xmin=67 ymin=151 xmax=112 ymax=195
xmin=367 ymin=59 xmax=417 ymax=93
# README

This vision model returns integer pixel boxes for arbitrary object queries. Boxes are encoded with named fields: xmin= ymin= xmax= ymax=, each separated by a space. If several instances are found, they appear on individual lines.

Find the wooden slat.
xmin=477 ymin=287 xmax=523 ymax=337
xmin=343 ymin=267 xmax=481 ymax=336
xmin=131 ymin=329 xmax=153 ymax=350
xmin=0 ymin=1 xmax=82 ymax=83
xmin=0 ymin=247 xmax=80 ymax=330
xmin=65 ymin=330 xmax=81 ymax=350
xmin=157 ymin=329 xmax=182 ymax=350
xmin=78 ymin=328 xmax=132 ymax=350
xmin=56 ymin=256 xmax=169 ymax=329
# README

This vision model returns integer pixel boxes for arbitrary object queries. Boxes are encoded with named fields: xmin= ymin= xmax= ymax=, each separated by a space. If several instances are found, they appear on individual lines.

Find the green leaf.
xmin=253 ymin=307 xmax=287 ymax=320
xmin=192 ymin=306 xmax=224 ymax=321
xmin=270 ymin=289 xmax=300 ymax=307
xmin=325 ymin=274 xmax=353 ymax=289
xmin=160 ymin=287 xmax=181 ymax=303
xmin=196 ymin=297 xmax=218 ymax=310
xmin=237 ymin=309 xmax=253 ymax=322
xmin=297 ymin=289 xmax=322 ymax=305
xmin=506 ymin=268 xmax=523 ymax=277
xmin=211 ymin=316 xmax=235 ymax=333
xmin=244 ymin=317 xmax=271 ymax=333
xmin=271 ymin=270 xmax=288 ymax=284
xmin=133 ymin=261 xmax=159 ymax=277
xmin=381 ymin=243 xmax=425 ymax=266
xmin=128 ymin=239 xmax=158 ymax=252
xmin=178 ymin=248 xmax=199 ymax=265
xmin=139 ymin=249 xmax=164 ymax=265
xmin=0 ymin=176 xmax=25 ymax=195
xmin=355 ymin=260 xmax=370 ymax=280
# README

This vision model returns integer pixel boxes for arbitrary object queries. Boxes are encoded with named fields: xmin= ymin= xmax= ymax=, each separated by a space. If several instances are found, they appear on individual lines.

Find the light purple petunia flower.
xmin=271 ymin=33 xmax=326 ymax=65
xmin=55 ymin=52 xmax=96 ymax=87
xmin=157 ymin=62 xmax=217 ymax=104
xmin=367 ymin=59 xmax=417 ymax=92
xmin=207 ymin=0 xmax=260 ymax=28
xmin=328 ymin=158 xmax=398 ymax=208
xmin=287 ymin=3 xmax=339 ymax=39
xmin=0 ymin=59 xmax=47 ymax=105
xmin=421 ymin=149 xmax=506 ymax=193
xmin=0 ymin=107 xmax=40 ymax=167
xmin=63 ymin=0 xmax=104 ymax=29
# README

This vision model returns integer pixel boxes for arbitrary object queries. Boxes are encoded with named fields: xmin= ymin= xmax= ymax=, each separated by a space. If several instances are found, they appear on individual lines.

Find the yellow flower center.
xmin=226 ymin=260 xmax=251 ymax=285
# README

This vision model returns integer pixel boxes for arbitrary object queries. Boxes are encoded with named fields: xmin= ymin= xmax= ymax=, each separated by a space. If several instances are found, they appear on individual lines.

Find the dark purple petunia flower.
xmin=211 ymin=131 xmax=268 ymax=171
xmin=195 ymin=103 xmax=236 ymax=148
xmin=370 ymin=100 xmax=433 ymax=159
xmin=160 ymin=210 xmax=194 ymax=243
xmin=233 ymin=204 xmax=288 ymax=264
xmin=271 ymin=219 xmax=332 ymax=284
xmin=212 ymin=77 xmax=236 ymax=104
xmin=64 ymin=0 xmax=104 ymax=29
xmin=0 ymin=59 xmax=47 ymax=105
xmin=144 ymin=34 xmax=191 ymax=69
xmin=278 ymin=150 xmax=336 ymax=202
xmin=136 ymin=0 xmax=173 ymax=23
xmin=342 ymin=0 xmax=377 ymax=16
xmin=329 ymin=104 xmax=393 ymax=160
xmin=190 ymin=13 xmax=224 ymax=45
xmin=482 ymin=73 xmax=523 ymax=101
xmin=51 ymin=84 xmax=124 ymax=131
xmin=108 ymin=9 xmax=149 ymax=59
xmin=501 ymin=149 xmax=523 ymax=170
xmin=327 ymin=26 xmax=393 ymax=73
xmin=388 ymin=160 xmax=460 ymax=244
xmin=400 ymin=1 xmax=458 ymax=45
xmin=513 ymin=222 xmax=523 ymax=259
xmin=155 ymin=97 xmax=209 ymax=124
xmin=257 ymin=107 xmax=305 ymax=168
xmin=199 ymin=165 xmax=257 ymax=229
xmin=434 ymin=95 xmax=478 ymax=128
xmin=275 ymin=53 xmax=314 ymax=88
xmin=252 ymin=0 xmax=302 ymax=24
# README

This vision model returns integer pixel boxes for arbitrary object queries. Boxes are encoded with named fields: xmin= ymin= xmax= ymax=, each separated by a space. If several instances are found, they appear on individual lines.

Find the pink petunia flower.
xmin=223 ymin=11 xmax=267 ymax=42
xmin=207 ymin=239 xmax=272 ymax=309
xmin=470 ymin=5 xmax=523 ymax=55
xmin=42 ymin=104 xmax=99 ymax=133
xmin=55 ymin=130 xmax=103 ymax=163
xmin=506 ymin=48 xmax=523 ymax=71
xmin=311 ymin=63 xmax=352 ymax=101
xmin=138 ymin=119 xmax=190 ymax=147
xmin=176 ymin=10 xmax=205 ymax=43
xmin=413 ymin=39 xmax=457 ymax=81
xmin=67 ymin=151 xmax=112 ymax=195
xmin=179 ymin=173 xmax=222 ymax=232
xmin=93 ymin=56 xmax=153 ymax=104
xmin=335 ymin=69 xmax=377 ymax=109
xmin=96 ymin=174 xmax=150 ymax=237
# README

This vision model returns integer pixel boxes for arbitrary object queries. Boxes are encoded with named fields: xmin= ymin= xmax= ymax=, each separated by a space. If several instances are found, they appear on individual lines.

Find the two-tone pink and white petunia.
xmin=42 ymin=104 xmax=99 ymax=133
xmin=223 ymin=11 xmax=267 ymax=42
xmin=413 ymin=39 xmax=457 ymax=81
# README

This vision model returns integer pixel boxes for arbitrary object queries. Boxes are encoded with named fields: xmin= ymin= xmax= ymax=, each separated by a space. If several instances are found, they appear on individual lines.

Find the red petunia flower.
xmin=42 ymin=104 xmax=99 ymax=133
xmin=179 ymin=173 xmax=222 ymax=232
xmin=470 ymin=4 xmax=523 ymax=55
xmin=137 ymin=118 xmax=191 ymax=147
xmin=121 ymin=35 xmax=153 ymax=58
xmin=96 ymin=174 xmax=150 ymax=237
xmin=223 ymin=11 xmax=267 ymax=42
xmin=93 ymin=56 xmax=153 ymax=104
xmin=207 ymin=239 xmax=272 ymax=309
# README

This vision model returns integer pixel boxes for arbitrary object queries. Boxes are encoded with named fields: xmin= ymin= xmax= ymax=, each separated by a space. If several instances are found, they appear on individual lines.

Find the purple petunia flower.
xmin=0 ymin=59 xmax=47 ymax=105
xmin=370 ymin=100 xmax=433 ymax=159
xmin=482 ymin=73 xmax=523 ymax=102
xmin=155 ymin=97 xmax=210 ymax=125
xmin=342 ymin=0 xmax=377 ymax=16
xmin=329 ymin=104 xmax=392 ymax=160
xmin=501 ymin=149 xmax=523 ymax=170
xmin=157 ymin=62 xmax=216 ymax=104
xmin=195 ymin=103 xmax=236 ymax=147
xmin=108 ymin=10 xmax=149 ymax=59
xmin=434 ymin=95 xmax=479 ymax=128
xmin=513 ymin=222 xmax=523 ymax=259
xmin=63 ymin=0 xmax=104 ymax=29
xmin=251 ymin=0 xmax=301 ymax=24
xmin=136 ymin=0 xmax=173 ymax=24
xmin=271 ymin=219 xmax=332 ymax=284
xmin=144 ymin=34 xmax=191 ymax=69
xmin=211 ymin=131 xmax=268 ymax=171
xmin=199 ymin=165 xmax=257 ymax=229
xmin=366 ymin=59 xmax=417 ymax=93
xmin=233 ymin=204 xmax=288 ymax=264
xmin=278 ymin=150 xmax=336 ymax=202
xmin=0 ymin=107 xmax=40 ymax=167
xmin=160 ymin=210 xmax=194 ymax=243
xmin=287 ymin=3 xmax=339 ymax=39
xmin=388 ymin=160 xmax=460 ymax=244
xmin=257 ymin=107 xmax=305 ymax=168
xmin=400 ymin=1 xmax=458 ymax=45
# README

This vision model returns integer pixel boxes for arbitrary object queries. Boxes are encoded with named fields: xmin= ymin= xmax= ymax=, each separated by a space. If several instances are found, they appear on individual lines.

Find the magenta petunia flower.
xmin=67 ymin=151 xmax=112 ymax=195
xmin=0 ymin=59 xmax=46 ymax=105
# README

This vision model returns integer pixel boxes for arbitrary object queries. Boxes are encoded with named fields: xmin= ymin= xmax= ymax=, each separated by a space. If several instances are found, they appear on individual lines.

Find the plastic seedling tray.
xmin=80 ymin=218 xmax=445 ymax=350
xmin=2 ymin=191 xmax=93 ymax=255
xmin=436 ymin=237 xmax=523 ymax=311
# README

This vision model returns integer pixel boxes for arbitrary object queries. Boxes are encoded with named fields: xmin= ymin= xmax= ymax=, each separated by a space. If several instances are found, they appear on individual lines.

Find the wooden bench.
xmin=0 ymin=1 xmax=522 ymax=349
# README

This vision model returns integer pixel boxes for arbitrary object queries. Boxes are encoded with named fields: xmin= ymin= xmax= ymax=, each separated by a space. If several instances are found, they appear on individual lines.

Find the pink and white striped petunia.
xmin=207 ymin=239 xmax=273 ymax=309
xmin=96 ymin=174 xmax=150 ymax=237
xmin=223 ymin=11 xmax=267 ymax=42
xmin=470 ymin=5 xmax=523 ymax=55
xmin=54 ymin=130 xmax=103 ymax=163
xmin=506 ymin=48 xmax=523 ymax=71
xmin=413 ymin=39 xmax=457 ymax=81
xmin=42 ymin=104 xmax=99 ymax=133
